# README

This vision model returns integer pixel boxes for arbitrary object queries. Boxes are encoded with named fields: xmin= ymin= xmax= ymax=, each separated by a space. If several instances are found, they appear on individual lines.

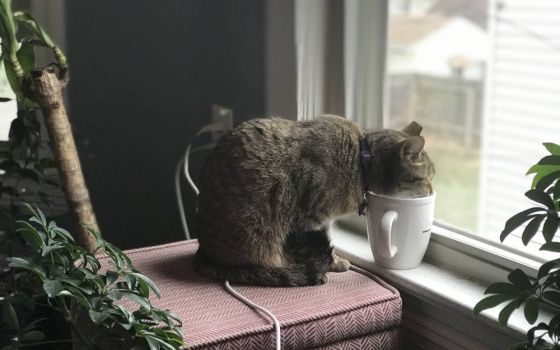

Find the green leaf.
xmin=542 ymin=214 xmax=559 ymax=242
xmin=60 ymin=279 xmax=92 ymax=295
xmin=544 ymin=143 xmax=560 ymax=156
xmin=540 ymin=242 xmax=560 ymax=252
xmin=88 ymin=310 xmax=110 ymax=324
xmin=485 ymin=282 xmax=524 ymax=296
xmin=16 ymin=221 xmax=45 ymax=249
xmin=525 ymin=190 xmax=555 ymax=211
xmin=501 ymin=207 xmax=546 ymax=241
xmin=43 ymin=279 xmax=64 ymax=298
xmin=473 ymin=294 xmax=514 ymax=315
xmin=7 ymin=257 xmax=45 ymax=279
xmin=16 ymin=40 xmax=34 ymax=74
xmin=58 ymin=287 xmax=91 ymax=309
xmin=51 ymin=227 xmax=74 ymax=242
xmin=126 ymin=274 xmax=137 ymax=290
xmin=122 ymin=291 xmax=151 ymax=311
xmin=527 ymin=322 xmax=550 ymax=344
xmin=499 ymin=298 xmax=523 ymax=327
xmin=528 ymin=165 xmax=560 ymax=189
xmin=543 ymin=291 xmax=560 ymax=307
xmin=538 ymin=258 xmax=560 ymax=279
xmin=106 ymin=271 xmax=119 ymax=285
xmin=522 ymin=215 xmax=546 ymax=245
xmin=536 ymin=171 xmax=560 ymax=191
xmin=145 ymin=336 xmax=160 ymax=350
xmin=538 ymin=155 xmax=560 ymax=166
xmin=554 ymin=181 xmax=560 ymax=201
xmin=508 ymin=269 xmax=532 ymax=290
xmin=130 ymin=272 xmax=161 ymax=298
xmin=41 ymin=243 xmax=65 ymax=257
xmin=14 ymin=12 xmax=55 ymax=48
xmin=2 ymin=301 xmax=18 ymax=331
xmin=107 ymin=289 xmax=123 ymax=300
xmin=523 ymin=298 xmax=539 ymax=324
xmin=21 ymin=330 xmax=45 ymax=342
xmin=26 ymin=204 xmax=47 ymax=228
xmin=144 ymin=335 xmax=176 ymax=350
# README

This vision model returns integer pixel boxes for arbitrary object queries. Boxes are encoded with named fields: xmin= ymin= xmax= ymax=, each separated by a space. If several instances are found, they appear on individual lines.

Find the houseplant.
xmin=0 ymin=0 xmax=98 ymax=251
xmin=474 ymin=142 xmax=560 ymax=349
xmin=2 ymin=204 xmax=184 ymax=350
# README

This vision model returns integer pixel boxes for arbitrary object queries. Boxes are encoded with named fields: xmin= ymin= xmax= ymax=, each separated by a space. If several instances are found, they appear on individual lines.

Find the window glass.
xmin=0 ymin=60 xmax=17 ymax=141
xmin=385 ymin=0 xmax=560 ymax=256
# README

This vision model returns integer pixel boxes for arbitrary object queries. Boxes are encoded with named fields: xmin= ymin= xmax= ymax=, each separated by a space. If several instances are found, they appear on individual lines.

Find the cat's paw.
xmin=314 ymin=274 xmax=329 ymax=285
xmin=329 ymin=256 xmax=350 ymax=272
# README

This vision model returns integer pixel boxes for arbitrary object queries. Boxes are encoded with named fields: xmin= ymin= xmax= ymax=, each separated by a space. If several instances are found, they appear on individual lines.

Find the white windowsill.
xmin=330 ymin=224 xmax=552 ymax=345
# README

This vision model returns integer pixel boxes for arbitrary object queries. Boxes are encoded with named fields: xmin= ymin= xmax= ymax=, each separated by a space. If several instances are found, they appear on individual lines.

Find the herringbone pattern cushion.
xmin=117 ymin=240 xmax=401 ymax=350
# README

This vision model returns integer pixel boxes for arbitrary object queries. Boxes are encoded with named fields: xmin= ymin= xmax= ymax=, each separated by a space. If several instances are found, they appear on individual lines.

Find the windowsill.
xmin=330 ymin=224 xmax=551 ymax=344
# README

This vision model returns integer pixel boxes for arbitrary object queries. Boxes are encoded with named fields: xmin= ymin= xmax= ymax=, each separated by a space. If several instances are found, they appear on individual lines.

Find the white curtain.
xmin=344 ymin=0 xmax=388 ymax=129
xmin=294 ymin=0 xmax=388 ymax=129
xmin=295 ymin=0 xmax=327 ymax=120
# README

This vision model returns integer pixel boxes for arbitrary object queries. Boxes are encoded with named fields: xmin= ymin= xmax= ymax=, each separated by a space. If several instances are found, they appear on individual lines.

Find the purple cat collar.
xmin=360 ymin=138 xmax=372 ymax=165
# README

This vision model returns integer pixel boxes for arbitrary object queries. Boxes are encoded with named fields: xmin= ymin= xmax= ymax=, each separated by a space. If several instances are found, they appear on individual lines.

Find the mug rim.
xmin=366 ymin=190 xmax=436 ymax=203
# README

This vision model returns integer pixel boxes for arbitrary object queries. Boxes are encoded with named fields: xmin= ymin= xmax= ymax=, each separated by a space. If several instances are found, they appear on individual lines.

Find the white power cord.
xmin=175 ymin=124 xmax=221 ymax=239
xmin=224 ymin=281 xmax=282 ymax=350
xmin=177 ymin=124 xmax=283 ymax=350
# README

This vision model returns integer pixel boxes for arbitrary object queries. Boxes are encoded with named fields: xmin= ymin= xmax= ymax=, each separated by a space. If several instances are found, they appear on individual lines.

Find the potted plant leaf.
xmin=2 ymin=205 xmax=184 ymax=350
xmin=474 ymin=142 xmax=560 ymax=349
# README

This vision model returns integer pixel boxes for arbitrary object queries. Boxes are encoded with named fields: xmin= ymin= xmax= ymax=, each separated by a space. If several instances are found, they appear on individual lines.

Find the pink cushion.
xmin=117 ymin=240 xmax=401 ymax=350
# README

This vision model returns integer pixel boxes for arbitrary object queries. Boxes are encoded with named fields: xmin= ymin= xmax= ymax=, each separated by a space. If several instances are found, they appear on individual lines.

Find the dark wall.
xmin=65 ymin=1 xmax=265 ymax=249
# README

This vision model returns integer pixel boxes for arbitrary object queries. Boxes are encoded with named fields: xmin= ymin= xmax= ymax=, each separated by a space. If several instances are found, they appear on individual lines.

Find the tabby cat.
xmin=193 ymin=115 xmax=434 ymax=286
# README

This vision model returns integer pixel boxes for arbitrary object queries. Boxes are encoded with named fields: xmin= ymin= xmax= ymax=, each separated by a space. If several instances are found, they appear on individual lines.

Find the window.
xmin=0 ymin=60 xmax=16 ymax=141
xmin=384 ymin=0 xmax=560 ymax=259
xmin=290 ymin=0 xmax=559 ymax=264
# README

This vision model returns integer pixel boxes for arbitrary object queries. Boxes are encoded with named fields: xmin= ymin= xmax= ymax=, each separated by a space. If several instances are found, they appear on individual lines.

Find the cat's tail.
xmin=193 ymin=249 xmax=328 ymax=287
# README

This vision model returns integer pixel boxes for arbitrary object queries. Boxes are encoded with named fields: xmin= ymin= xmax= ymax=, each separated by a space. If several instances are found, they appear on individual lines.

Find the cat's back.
xmin=205 ymin=115 xmax=358 ymax=168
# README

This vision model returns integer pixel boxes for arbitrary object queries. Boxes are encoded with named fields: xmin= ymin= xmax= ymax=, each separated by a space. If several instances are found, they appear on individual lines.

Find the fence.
xmin=389 ymin=73 xmax=484 ymax=146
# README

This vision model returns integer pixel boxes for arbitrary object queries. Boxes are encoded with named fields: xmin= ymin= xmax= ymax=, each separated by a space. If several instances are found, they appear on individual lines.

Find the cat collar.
xmin=358 ymin=137 xmax=372 ymax=216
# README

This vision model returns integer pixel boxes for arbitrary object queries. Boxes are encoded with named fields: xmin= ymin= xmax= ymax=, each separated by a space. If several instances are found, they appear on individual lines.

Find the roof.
xmin=390 ymin=15 xmax=450 ymax=46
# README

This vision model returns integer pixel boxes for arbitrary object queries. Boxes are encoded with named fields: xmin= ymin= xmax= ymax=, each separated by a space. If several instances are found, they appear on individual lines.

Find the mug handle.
xmin=379 ymin=211 xmax=399 ymax=259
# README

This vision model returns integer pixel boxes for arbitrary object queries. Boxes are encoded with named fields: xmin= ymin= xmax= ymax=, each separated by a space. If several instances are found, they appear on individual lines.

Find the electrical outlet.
xmin=211 ymin=105 xmax=234 ymax=141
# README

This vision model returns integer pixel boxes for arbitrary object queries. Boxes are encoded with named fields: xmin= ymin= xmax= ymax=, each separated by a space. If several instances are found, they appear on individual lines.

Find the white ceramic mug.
xmin=366 ymin=191 xmax=436 ymax=269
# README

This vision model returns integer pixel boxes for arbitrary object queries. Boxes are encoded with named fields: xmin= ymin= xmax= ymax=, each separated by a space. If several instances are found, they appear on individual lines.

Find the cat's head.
xmin=367 ymin=121 xmax=435 ymax=196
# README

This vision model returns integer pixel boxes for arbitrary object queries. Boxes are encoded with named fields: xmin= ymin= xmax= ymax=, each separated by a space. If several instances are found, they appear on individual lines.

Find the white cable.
xmin=224 ymin=280 xmax=282 ymax=350
xmin=175 ymin=157 xmax=190 ymax=239
xmin=176 ymin=143 xmax=218 ymax=238
xmin=175 ymin=122 xmax=222 ymax=239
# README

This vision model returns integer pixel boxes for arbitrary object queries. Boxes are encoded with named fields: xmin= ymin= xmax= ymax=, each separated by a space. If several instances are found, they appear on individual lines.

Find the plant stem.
xmin=32 ymin=68 xmax=99 ymax=252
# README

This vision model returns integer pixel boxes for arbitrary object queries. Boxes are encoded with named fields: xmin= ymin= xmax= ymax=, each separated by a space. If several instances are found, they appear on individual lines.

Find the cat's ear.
xmin=399 ymin=136 xmax=425 ymax=160
xmin=402 ymin=121 xmax=423 ymax=136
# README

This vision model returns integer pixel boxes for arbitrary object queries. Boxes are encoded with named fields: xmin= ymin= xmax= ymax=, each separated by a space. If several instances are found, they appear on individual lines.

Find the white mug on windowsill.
xmin=366 ymin=191 xmax=436 ymax=270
